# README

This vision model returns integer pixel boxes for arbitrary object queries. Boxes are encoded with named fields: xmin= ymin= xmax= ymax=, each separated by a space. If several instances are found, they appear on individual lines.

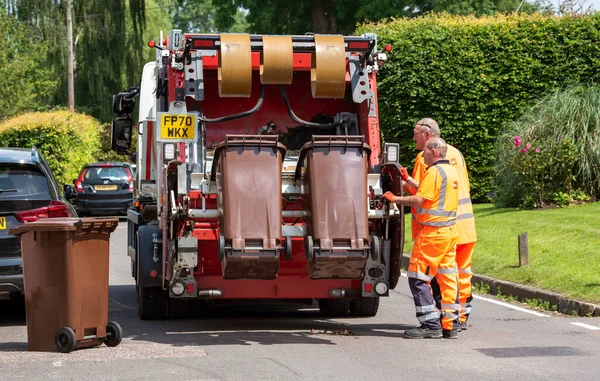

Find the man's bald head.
xmin=413 ymin=118 xmax=441 ymax=150
xmin=416 ymin=118 xmax=441 ymax=137
xmin=423 ymin=137 xmax=448 ymax=166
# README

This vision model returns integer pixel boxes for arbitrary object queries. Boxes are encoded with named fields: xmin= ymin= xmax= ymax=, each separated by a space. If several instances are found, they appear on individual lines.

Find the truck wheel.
xmin=54 ymin=327 xmax=77 ymax=353
xmin=138 ymin=286 xmax=168 ymax=320
xmin=349 ymin=297 xmax=380 ymax=317
xmin=104 ymin=321 xmax=123 ymax=347
xmin=284 ymin=236 xmax=292 ymax=262
xmin=318 ymin=299 xmax=350 ymax=317
xmin=305 ymin=236 xmax=314 ymax=262
xmin=370 ymin=235 xmax=381 ymax=262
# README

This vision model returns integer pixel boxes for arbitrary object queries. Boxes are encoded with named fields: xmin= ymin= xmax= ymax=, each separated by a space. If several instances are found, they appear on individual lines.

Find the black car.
xmin=74 ymin=162 xmax=134 ymax=216
xmin=0 ymin=147 xmax=77 ymax=298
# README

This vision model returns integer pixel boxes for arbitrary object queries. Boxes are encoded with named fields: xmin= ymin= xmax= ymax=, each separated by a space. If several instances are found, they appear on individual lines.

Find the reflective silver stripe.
xmin=441 ymin=303 xmax=461 ymax=311
xmin=418 ymin=311 xmax=440 ymax=323
xmin=437 ymin=267 xmax=457 ymax=275
xmin=458 ymin=197 xmax=472 ymax=205
xmin=456 ymin=213 xmax=474 ymax=220
xmin=442 ymin=311 xmax=459 ymax=319
xmin=416 ymin=305 xmax=436 ymax=313
xmin=459 ymin=267 xmax=472 ymax=274
xmin=415 ymin=207 xmax=456 ymax=217
xmin=460 ymin=305 xmax=472 ymax=314
xmin=435 ymin=165 xmax=448 ymax=211
xmin=420 ymin=220 xmax=456 ymax=227
xmin=406 ymin=271 xmax=434 ymax=282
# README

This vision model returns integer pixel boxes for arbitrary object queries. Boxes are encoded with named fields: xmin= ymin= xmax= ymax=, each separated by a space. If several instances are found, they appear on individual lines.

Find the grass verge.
xmin=404 ymin=202 xmax=600 ymax=304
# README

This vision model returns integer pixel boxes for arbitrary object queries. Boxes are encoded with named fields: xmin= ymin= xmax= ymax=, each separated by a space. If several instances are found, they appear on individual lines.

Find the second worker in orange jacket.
xmin=402 ymin=118 xmax=477 ymax=328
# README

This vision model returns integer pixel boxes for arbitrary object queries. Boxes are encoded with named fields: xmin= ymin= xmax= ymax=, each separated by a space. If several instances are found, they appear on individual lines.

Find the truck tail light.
xmin=15 ymin=200 xmax=72 ymax=222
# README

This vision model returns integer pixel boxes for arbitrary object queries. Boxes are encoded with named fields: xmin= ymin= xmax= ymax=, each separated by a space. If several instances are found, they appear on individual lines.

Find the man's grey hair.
xmin=425 ymin=137 xmax=447 ymax=159
xmin=416 ymin=118 xmax=441 ymax=137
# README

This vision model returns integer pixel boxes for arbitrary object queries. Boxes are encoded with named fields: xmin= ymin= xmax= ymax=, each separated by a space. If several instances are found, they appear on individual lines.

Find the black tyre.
xmin=54 ymin=327 xmax=77 ymax=353
xmin=104 ymin=321 xmax=123 ymax=347
xmin=218 ymin=235 xmax=226 ymax=261
xmin=318 ymin=299 xmax=350 ymax=317
xmin=138 ymin=286 xmax=168 ymax=320
xmin=349 ymin=297 xmax=380 ymax=317
xmin=305 ymin=236 xmax=314 ymax=262
xmin=284 ymin=236 xmax=292 ymax=262
xmin=370 ymin=235 xmax=381 ymax=262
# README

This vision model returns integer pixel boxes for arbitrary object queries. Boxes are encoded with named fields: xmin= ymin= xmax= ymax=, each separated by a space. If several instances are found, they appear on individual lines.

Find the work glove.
xmin=382 ymin=191 xmax=396 ymax=203
xmin=400 ymin=166 xmax=410 ymax=181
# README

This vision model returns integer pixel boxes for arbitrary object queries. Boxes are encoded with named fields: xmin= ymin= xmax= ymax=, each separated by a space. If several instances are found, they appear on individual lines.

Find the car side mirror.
xmin=63 ymin=184 xmax=77 ymax=202
xmin=111 ymin=117 xmax=133 ymax=153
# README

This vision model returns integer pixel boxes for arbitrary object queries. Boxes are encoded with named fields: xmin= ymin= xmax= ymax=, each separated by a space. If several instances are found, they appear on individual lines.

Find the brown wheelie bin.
xmin=295 ymin=136 xmax=371 ymax=279
xmin=9 ymin=218 xmax=121 ymax=353
xmin=211 ymin=135 xmax=290 ymax=280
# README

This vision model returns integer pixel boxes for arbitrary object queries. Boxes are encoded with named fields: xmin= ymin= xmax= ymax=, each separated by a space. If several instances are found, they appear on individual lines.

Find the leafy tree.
xmin=213 ymin=0 xmax=554 ymax=35
xmin=5 ymin=0 xmax=169 ymax=122
xmin=165 ymin=0 xmax=248 ymax=33
xmin=0 ymin=8 xmax=56 ymax=120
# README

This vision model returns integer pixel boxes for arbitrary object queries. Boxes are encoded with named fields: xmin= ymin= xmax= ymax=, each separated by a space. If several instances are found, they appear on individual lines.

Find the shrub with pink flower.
xmin=496 ymin=133 xmax=574 ymax=209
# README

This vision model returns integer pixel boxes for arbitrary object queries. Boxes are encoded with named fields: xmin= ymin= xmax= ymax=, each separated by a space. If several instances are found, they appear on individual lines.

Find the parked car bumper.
xmin=76 ymin=196 xmax=133 ymax=215
xmin=0 ymin=257 xmax=24 ymax=295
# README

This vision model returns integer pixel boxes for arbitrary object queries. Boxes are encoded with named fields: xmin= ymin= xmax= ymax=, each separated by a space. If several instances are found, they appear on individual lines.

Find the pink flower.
xmin=514 ymin=136 xmax=522 ymax=147
xmin=535 ymin=148 xmax=541 ymax=153
xmin=521 ymin=148 xmax=528 ymax=153
xmin=526 ymin=143 xmax=532 ymax=149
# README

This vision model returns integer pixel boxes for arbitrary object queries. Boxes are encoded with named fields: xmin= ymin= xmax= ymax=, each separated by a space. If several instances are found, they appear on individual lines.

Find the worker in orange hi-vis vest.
xmin=401 ymin=118 xmax=477 ymax=329
xmin=383 ymin=137 xmax=460 ymax=339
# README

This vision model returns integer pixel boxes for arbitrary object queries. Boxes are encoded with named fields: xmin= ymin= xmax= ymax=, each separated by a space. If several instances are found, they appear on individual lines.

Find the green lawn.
xmin=403 ymin=202 xmax=600 ymax=304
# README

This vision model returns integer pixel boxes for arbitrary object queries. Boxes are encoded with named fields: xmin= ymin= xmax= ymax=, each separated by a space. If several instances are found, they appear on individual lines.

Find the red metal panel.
xmin=202 ymin=52 xmax=312 ymax=71
xmin=194 ymin=276 xmax=362 ymax=299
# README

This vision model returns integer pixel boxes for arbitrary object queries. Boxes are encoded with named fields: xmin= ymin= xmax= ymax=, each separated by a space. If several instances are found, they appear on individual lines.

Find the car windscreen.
xmin=84 ymin=166 xmax=131 ymax=182
xmin=0 ymin=164 xmax=51 ymax=200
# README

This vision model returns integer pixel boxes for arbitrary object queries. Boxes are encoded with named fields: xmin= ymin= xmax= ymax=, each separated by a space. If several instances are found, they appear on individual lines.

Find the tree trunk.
xmin=311 ymin=0 xmax=337 ymax=33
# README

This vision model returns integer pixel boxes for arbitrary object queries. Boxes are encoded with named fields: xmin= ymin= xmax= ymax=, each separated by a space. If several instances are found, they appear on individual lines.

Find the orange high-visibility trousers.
xmin=407 ymin=225 xmax=459 ymax=331
xmin=457 ymin=242 xmax=476 ymax=323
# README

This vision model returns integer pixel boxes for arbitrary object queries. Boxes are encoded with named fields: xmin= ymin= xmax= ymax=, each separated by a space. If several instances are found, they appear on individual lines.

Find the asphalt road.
xmin=1 ymin=219 xmax=599 ymax=380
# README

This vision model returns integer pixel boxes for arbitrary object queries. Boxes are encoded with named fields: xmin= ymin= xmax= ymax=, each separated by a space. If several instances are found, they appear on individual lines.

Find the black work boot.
xmin=443 ymin=329 xmax=458 ymax=339
xmin=404 ymin=326 xmax=442 ymax=339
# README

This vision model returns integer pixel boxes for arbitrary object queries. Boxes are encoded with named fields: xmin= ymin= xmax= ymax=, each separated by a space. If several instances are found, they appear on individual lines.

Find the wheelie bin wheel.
xmin=54 ymin=327 xmax=77 ymax=353
xmin=305 ymin=236 xmax=314 ymax=262
xmin=104 ymin=321 xmax=123 ymax=347
xmin=284 ymin=236 xmax=292 ymax=262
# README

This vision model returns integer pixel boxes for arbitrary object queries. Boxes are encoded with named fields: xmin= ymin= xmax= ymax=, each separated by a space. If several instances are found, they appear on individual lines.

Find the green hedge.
xmin=359 ymin=13 xmax=600 ymax=201
xmin=0 ymin=111 xmax=102 ymax=185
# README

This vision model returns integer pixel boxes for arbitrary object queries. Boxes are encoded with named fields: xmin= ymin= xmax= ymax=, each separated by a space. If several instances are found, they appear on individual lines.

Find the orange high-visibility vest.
xmin=411 ymin=145 xmax=477 ymax=243
xmin=414 ymin=160 xmax=459 ymax=228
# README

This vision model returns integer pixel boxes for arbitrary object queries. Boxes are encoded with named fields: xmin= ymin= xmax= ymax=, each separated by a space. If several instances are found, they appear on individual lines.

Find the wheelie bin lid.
xmin=294 ymin=135 xmax=371 ymax=181
xmin=210 ymin=134 xmax=286 ymax=181
xmin=9 ymin=217 xmax=118 ymax=236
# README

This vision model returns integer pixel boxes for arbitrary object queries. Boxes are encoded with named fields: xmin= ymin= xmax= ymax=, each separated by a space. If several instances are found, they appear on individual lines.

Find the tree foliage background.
xmin=213 ymin=0 xmax=552 ymax=34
